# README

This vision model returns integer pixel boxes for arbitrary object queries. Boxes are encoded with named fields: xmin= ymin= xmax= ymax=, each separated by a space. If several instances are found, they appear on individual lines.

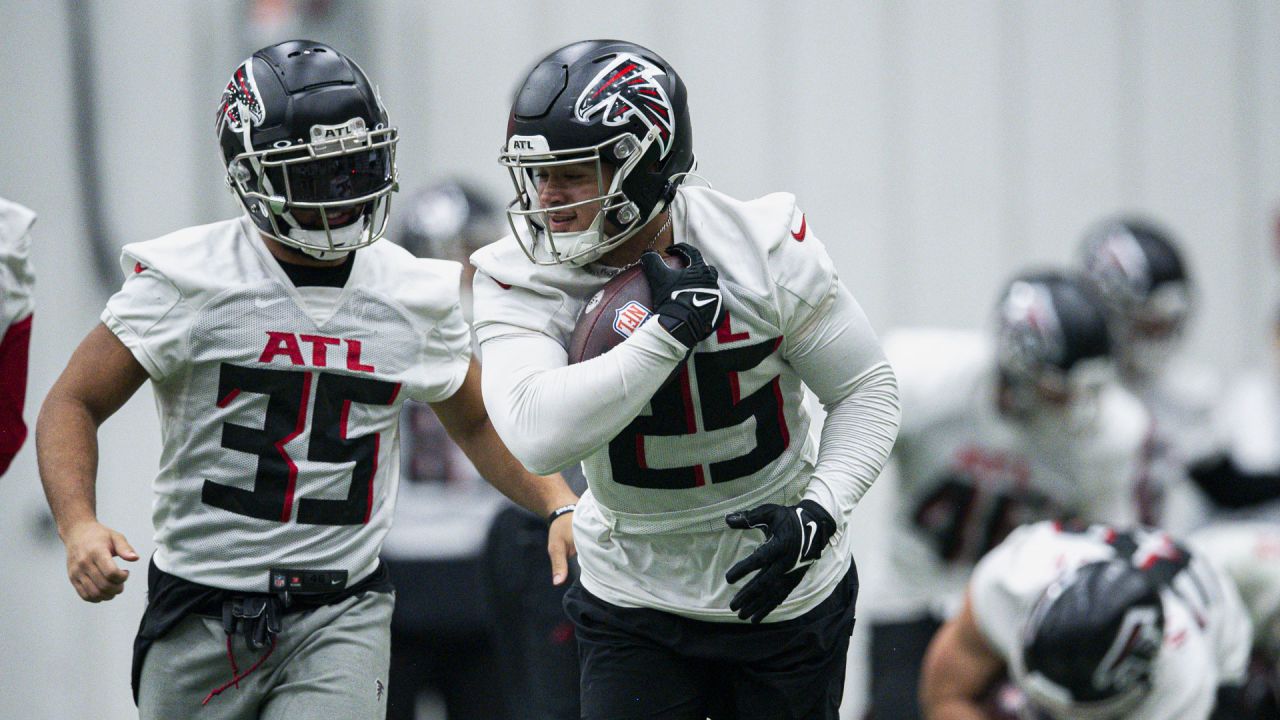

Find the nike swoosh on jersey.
xmin=791 ymin=214 xmax=807 ymax=241
xmin=691 ymin=295 xmax=716 ymax=307
xmin=493 ymin=278 xmax=513 ymax=290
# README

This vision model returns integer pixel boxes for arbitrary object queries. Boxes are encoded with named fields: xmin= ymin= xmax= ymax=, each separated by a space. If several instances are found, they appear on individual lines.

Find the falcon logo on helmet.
xmin=216 ymin=61 xmax=265 ymax=135
xmin=575 ymin=54 xmax=675 ymax=158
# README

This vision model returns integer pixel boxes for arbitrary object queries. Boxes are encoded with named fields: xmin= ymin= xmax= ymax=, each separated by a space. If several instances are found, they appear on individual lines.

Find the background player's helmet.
xmin=394 ymin=180 xmax=499 ymax=263
xmin=1078 ymin=216 xmax=1192 ymax=378
xmin=500 ymin=39 xmax=696 ymax=266
xmin=217 ymin=39 xmax=398 ymax=260
xmin=1020 ymin=560 xmax=1165 ymax=718
xmin=994 ymin=270 xmax=1113 ymax=426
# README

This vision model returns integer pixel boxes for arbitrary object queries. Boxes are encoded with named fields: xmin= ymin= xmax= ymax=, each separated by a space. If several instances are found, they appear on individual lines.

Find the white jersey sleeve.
xmin=102 ymin=259 xmax=191 ymax=381
xmin=0 ymin=198 xmax=37 ymax=328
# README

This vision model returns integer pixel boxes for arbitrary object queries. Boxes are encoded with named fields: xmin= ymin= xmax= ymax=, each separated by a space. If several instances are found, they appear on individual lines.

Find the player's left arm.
xmin=787 ymin=281 xmax=901 ymax=523
xmin=919 ymin=592 xmax=1007 ymax=720
xmin=723 ymin=211 xmax=899 ymax=622
xmin=432 ymin=357 xmax=580 ymax=585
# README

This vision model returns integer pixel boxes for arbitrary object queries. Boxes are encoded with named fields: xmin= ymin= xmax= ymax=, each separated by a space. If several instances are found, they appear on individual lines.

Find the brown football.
xmin=568 ymin=253 xmax=686 ymax=364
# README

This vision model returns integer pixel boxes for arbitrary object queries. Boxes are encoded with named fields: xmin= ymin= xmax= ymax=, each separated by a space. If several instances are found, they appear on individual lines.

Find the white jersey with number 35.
xmin=103 ymin=216 xmax=471 ymax=591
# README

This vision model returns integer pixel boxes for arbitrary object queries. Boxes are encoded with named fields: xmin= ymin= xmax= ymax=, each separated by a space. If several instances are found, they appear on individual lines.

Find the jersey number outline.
xmin=608 ymin=337 xmax=788 ymax=489
xmin=202 ymin=363 xmax=401 ymax=525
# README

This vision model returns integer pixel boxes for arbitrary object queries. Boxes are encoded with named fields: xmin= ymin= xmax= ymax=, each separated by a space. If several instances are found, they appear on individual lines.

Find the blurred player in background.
xmin=919 ymin=520 xmax=1253 ymax=720
xmin=35 ymin=40 xmax=576 ymax=720
xmin=0 ymin=196 xmax=35 ymax=477
xmin=1184 ymin=306 xmax=1280 ymax=518
xmin=1079 ymin=216 xmax=1219 ymax=532
xmin=472 ymin=39 xmax=899 ymax=719
xmin=866 ymin=270 xmax=1152 ymax=720
xmin=382 ymin=181 xmax=582 ymax=720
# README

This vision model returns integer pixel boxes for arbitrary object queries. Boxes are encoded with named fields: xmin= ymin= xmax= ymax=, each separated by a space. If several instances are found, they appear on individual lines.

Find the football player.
xmin=920 ymin=521 xmax=1253 ymax=720
xmin=470 ymin=39 xmax=900 ymax=719
xmin=35 ymin=41 xmax=576 ymax=720
xmin=1079 ymin=216 xmax=1220 ymax=532
xmin=0 ymin=196 xmax=35 ymax=477
xmin=866 ymin=271 xmax=1154 ymax=720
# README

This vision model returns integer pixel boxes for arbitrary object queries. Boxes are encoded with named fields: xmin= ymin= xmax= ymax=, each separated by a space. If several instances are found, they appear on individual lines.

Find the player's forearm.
xmin=921 ymin=700 xmax=989 ymax=720
xmin=803 ymin=361 xmax=899 ymax=522
xmin=452 ymin=416 xmax=578 ymax=516
xmin=479 ymin=323 xmax=685 ymax=474
xmin=36 ymin=391 xmax=103 ymax=538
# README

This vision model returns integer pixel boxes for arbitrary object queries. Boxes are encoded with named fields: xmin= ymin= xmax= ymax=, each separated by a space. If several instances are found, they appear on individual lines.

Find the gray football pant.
xmin=138 ymin=591 xmax=393 ymax=720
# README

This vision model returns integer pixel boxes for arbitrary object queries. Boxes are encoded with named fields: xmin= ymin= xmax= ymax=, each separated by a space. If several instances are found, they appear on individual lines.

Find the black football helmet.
xmin=500 ymin=39 xmax=696 ymax=266
xmin=394 ymin=181 xmax=499 ymax=262
xmin=1021 ymin=560 xmax=1165 ymax=718
xmin=994 ymin=270 xmax=1113 ymax=425
xmin=1078 ymin=216 xmax=1192 ymax=377
xmin=217 ymin=40 xmax=398 ymax=260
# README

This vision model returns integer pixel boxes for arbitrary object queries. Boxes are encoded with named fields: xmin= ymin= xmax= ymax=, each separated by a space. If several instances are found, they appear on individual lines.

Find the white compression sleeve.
xmin=787 ymin=283 xmax=901 ymax=526
xmin=478 ymin=321 xmax=687 ymax=475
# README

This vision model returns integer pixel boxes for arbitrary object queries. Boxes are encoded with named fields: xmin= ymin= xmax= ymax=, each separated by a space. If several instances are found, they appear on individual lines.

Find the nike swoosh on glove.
xmin=640 ymin=243 xmax=725 ymax=349
xmin=724 ymin=499 xmax=837 ymax=623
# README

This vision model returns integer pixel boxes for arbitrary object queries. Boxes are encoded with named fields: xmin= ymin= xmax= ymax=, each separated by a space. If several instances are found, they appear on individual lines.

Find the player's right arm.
xmin=919 ymin=592 xmax=1006 ymax=720
xmin=477 ymin=322 xmax=686 ymax=474
xmin=36 ymin=323 xmax=146 ymax=602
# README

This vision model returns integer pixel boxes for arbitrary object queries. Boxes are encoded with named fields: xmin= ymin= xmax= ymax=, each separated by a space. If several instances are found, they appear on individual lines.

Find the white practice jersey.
xmin=1189 ymin=520 xmax=1280 ymax=661
xmin=471 ymin=187 xmax=898 ymax=621
xmin=1123 ymin=359 xmax=1220 ymax=534
xmin=103 ymin=215 xmax=471 ymax=591
xmin=0 ymin=197 xmax=36 ymax=329
xmin=1215 ymin=370 xmax=1280 ymax=476
xmin=971 ymin=521 xmax=1252 ymax=720
xmin=871 ymin=329 xmax=1152 ymax=621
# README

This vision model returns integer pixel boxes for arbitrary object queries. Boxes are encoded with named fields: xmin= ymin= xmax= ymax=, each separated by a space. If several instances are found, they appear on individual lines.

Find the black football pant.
xmin=565 ymin=563 xmax=859 ymax=720
xmin=481 ymin=506 xmax=582 ymax=720
xmin=384 ymin=556 xmax=501 ymax=720
xmin=865 ymin=615 xmax=942 ymax=720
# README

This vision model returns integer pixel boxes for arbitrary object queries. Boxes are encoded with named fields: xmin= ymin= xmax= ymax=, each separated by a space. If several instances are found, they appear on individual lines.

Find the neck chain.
xmin=646 ymin=210 xmax=673 ymax=254
xmin=594 ymin=210 xmax=674 ymax=277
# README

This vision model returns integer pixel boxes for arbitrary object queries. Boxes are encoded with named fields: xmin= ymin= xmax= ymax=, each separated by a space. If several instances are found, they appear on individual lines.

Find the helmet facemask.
xmin=226 ymin=117 xmax=399 ymax=260
xmin=1115 ymin=281 xmax=1192 ymax=378
xmin=501 ymin=128 xmax=662 ymax=266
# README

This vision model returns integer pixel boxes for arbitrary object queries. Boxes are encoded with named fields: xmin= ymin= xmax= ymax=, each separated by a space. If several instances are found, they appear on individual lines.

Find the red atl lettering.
xmin=299 ymin=334 xmax=340 ymax=367
xmin=346 ymin=339 xmax=375 ymax=372
xmin=259 ymin=331 xmax=304 ymax=365
xmin=258 ymin=332 xmax=377 ymax=373
xmin=716 ymin=311 xmax=750 ymax=344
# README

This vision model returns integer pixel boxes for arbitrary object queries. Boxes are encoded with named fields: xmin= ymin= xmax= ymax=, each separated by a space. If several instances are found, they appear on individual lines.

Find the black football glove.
xmin=640 ymin=243 xmax=724 ymax=349
xmin=724 ymin=500 xmax=837 ymax=623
